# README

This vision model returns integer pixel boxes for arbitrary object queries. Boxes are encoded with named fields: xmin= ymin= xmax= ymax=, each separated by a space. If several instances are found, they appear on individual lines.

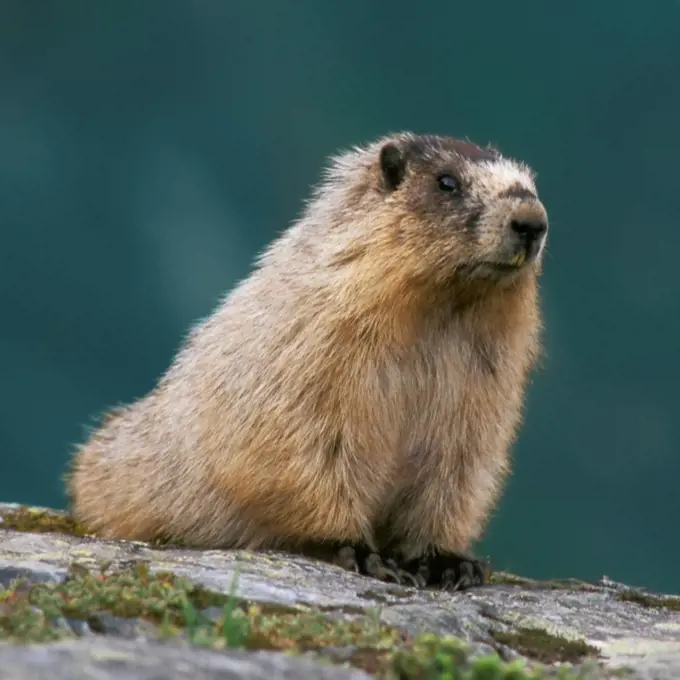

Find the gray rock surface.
xmin=1 ymin=502 xmax=680 ymax=679
xmin=0 ymin=638 xmax=373 ymax=680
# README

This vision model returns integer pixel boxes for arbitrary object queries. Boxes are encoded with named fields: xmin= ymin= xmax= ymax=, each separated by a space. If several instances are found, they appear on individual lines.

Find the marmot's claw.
xmin=334 ymin=545 xmax=360 ymax=572
xmin=425 ymin=551 xmax=488 ymax=591
xmin=332 ymin=543 xmax=487 ymax=591
xmin=364 ymin=554 xmax=422 ymax=587
xmin=333 ymin=544 xmax=422 ymax=588
xmin=364 ymin=552 xmax=401 ymax=583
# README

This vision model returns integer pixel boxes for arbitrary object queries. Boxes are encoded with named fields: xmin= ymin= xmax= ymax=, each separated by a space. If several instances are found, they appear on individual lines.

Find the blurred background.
xmin=1 ymin=1 xmax=679 ymax=594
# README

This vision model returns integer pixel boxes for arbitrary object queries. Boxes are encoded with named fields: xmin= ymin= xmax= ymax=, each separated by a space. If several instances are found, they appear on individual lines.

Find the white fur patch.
xmin=470 ymin=157 xmax=537 ymax=200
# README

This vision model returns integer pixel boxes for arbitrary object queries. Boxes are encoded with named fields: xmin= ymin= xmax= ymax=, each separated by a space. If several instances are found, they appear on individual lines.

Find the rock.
xmin=0 ymin=638 xmax=374 ymax=680
xmin=1 ymin=502 xmax=680 ymax=679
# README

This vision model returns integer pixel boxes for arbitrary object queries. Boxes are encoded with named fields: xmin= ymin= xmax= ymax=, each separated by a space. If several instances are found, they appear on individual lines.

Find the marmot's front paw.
xmin=404 ymin=551 xmax=489 ymax=591
xmin=333 ymin=544 xmax=422 ymax=588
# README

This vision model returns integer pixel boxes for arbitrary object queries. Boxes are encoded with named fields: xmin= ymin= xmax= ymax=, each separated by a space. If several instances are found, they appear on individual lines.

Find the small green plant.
xmin=172 ymin=568 xmax=250 ymax=649
xmin=217 ymin=568 xmax=249 ymax=648
xmin=387 ymin=632 xmax=559 ymax=680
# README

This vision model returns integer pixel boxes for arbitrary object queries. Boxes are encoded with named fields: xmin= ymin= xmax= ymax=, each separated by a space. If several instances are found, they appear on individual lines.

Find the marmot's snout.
xmin=496 ymin=199 xmax=548 ymax=269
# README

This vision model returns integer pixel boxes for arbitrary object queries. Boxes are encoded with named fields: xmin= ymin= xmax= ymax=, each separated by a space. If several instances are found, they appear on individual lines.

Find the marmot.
xmin=67 ymin=132 xmax=549 ymax=591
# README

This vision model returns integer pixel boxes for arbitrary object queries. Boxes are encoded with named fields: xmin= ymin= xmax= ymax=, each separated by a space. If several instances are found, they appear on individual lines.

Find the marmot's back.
xmin=68 ymin=132 xmax=549 ymax=590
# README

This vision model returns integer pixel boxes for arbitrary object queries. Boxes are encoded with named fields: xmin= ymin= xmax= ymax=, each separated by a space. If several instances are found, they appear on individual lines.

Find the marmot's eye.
xmin=438 ymin=174 xmax=459 ymax=193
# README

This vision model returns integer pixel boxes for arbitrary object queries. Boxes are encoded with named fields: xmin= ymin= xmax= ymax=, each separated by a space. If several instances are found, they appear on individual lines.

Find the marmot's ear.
xmin=379 ymin=142 xmax=406 ymax=191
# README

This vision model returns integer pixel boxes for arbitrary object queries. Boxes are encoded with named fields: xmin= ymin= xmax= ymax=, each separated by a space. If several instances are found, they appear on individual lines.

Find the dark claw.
xmin=389 ymin=558 xmax=424 ymax=588
xmin=365 ymin=554 xmax=422 ymax=587
xmin=431 ymin=551 xmax=488 ymax=591
xmin=413 ymin=563 xmax=430 ymax=589
xmin=332 ymin=544 xmax=422 ymax=588
xmin=330 ymin=543 xmax=487 ymax=591
xmin=364 ymin=552 xmax=400 ymax=583
xmin=402 ymin=550 xmax=488 ymax=591
xmin=334 ymin=545 xmax=360 ymax=572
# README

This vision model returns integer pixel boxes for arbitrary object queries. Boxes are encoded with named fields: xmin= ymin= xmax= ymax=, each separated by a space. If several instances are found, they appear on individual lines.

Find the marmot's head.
xmin=310 ymin=132 xmax=548 ymax=292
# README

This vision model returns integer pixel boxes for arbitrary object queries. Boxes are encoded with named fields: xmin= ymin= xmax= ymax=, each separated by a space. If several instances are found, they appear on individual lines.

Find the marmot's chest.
xmin=388 ymin=329 xmax=524 ymax=450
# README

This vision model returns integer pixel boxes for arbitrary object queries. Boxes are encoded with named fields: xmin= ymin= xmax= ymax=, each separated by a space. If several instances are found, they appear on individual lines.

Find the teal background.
xmin=1 ymin=2 xmax=679 ymax=593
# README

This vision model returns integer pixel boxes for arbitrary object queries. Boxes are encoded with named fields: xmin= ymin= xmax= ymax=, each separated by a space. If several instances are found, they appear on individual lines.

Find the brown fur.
xmin=67 ymin=132 xmax=549 ymax=562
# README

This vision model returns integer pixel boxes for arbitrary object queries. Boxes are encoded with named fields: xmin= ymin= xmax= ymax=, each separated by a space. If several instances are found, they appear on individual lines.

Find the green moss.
xmin=0 ymin=562 xmax=229 ymax=643
xmin=0 ymin=505 xmax=192 ymax=548
xmin=0 ymin=506 xmax=91 ymax=537
xmin=615 ymin=590 xmax=680 ymax=611
xmin=0 ymin=561 xmax=405 ymax=673
xmin=0 ymin=562 xmax=398 ymax=649
xmin=490 ymin=627 xmax=599 ymax=665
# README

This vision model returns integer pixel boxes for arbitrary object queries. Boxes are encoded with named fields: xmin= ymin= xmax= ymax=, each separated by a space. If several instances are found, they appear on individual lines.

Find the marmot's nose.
xmin=508 ymin=201 xmax=548 ymax=255
xmin=510 ymin=216 xmax=547 ymax=244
